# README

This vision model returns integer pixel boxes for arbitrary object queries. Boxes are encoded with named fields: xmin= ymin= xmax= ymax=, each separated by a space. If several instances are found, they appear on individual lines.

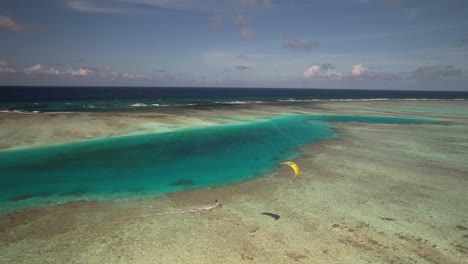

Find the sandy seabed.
xmin=0 ymin=101 xmax=467 ymax=263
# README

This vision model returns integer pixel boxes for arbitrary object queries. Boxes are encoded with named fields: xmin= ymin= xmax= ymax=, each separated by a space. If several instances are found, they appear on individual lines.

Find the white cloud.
xmin=0 ymin=67 xmax=15 ymax=73
xmin=0 ymin=15 xmax=31 ymax=32
xmin=239 ymin=28 xmax=256 ymax=38
xmin=233 ymin=15 xmax=251 ymax=25
xmin=304 ymin=63 xmax=378 ymax=80
xmin=304 ymin=63 xmax=464 ymax=81
xmin=68 ymin=1 xmax=143 ymax=14
xmin=25 ymin=64 xmax=61 ymax=75
xmin=66 ymin=68 xmax=93 ymax=76
xmin=87 ymin=67 xmax=149 ymax=79
xmin=1 ymin=61 xmax=153 ymax=85
xmin=0 ymin=60 xmax=15 ymax=73
xmin=96 ymin=68 xmax=118 ymax=79
xmin=22 ymin=64 xmax=141 ymax=79
xmin=122 ymin=73 xmax=147 ymax=79
xmin=28 ymin=64 xmax=43 ymax=71
xmin=351 ymin=64 xmax=368 ymax=76
xmin=304 ymin=63 xmax=342 ymax=79
xmin=304 ymin=65 xmax=320 ymax=78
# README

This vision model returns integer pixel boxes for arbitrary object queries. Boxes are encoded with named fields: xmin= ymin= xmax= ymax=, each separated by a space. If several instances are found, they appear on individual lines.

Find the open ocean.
xmin=0 ymin=87 xmax=457 ymax=212
xmin=1 ymin=86 xmax=467 ymax=113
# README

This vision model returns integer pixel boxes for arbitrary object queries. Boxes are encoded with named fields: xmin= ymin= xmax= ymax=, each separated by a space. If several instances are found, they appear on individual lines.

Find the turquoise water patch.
xmin=0 ymin=114 xmax=437 ymax=212
xmin=305 ymin=114 xmax=439 ymax=123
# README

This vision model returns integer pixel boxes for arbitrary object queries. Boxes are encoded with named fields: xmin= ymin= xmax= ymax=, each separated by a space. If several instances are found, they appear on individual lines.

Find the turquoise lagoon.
xmin=0 ymin=114 xmax=437 ymax=212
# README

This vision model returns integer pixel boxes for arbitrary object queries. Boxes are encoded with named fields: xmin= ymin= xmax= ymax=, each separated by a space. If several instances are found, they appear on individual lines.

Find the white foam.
xmin=274 ymin=98 xmax=464 ymax=103
xmin=223 ymin=101 xmax=247 ymax=104
xmin=277 ymin=98 xmax=313 ymax=102
xmin=215 ymin=100 xmax=265 ymax=105
xmin=0 ymin=109 xmax=40 ymax=114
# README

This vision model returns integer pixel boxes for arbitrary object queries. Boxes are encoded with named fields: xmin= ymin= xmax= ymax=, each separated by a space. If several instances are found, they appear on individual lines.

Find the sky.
xmin=0 ymin=0 xmax=467 ymax=90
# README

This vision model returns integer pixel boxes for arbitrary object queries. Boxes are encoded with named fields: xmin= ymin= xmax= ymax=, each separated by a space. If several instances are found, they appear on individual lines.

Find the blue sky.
xmin=0 ymin=0 xmax=467 ymax=90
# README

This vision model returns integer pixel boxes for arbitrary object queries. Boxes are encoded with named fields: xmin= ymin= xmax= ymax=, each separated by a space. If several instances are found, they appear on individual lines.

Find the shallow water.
xmin=0 ymin=114 xmax=437 ymax=212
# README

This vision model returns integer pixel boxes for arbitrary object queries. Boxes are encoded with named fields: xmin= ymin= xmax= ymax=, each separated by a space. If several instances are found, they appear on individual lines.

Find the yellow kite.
xmin=280 ymin=161 xmax=300 ymax=184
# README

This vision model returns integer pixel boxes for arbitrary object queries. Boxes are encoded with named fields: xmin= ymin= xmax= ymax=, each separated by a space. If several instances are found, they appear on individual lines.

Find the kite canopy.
xmin=280 ymin=161 xmax=300 ymax=183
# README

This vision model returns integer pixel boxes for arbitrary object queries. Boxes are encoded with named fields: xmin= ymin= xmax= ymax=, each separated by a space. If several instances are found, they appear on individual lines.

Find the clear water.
xmin=0 ymin=114 xmax=437 ymax=212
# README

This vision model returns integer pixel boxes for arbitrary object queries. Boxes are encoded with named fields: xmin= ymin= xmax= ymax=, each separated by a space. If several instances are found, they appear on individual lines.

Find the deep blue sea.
xmin=1 ymin=86 xmax=467 ymax=112
xmin=0 ymin=87 xmax=450 ymax=212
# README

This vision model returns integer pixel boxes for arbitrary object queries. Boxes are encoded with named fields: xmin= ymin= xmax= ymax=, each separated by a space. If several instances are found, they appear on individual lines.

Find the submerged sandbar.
xmin=0 ymin=100 xmax=467 ymax=263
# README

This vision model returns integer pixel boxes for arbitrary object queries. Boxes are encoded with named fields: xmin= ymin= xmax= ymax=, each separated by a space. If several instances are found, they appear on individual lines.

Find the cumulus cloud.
xmin=69 ymin=67 xmax=147 ymax=79
xmin=0 ymin=60 xmax=153 ymax=85
xmin=284 ymin=37 xmax=317 ymax=51
xmin=66 ymin=68 xmax=93 ymax=76
xmin=0 ymin=15 xmax=31 ymax=32
xmin=233 ymin=15 xmax=251 ymax=25
xmin=304 ymin=63 xmax=464 ymax=81
xmin=0 ymin=60 xmax=15 ymax=73
xmin=239 ymin=28 xmax=256 ymax=38
xmin=20 ymin=63 xmax=150 ymax=80
xmin=210 ymin=14 xmax=224 ymax=29
xmin=303 ymin=63 xmax=392 ymax=80
xmin=304 ymin=63 xmax=342 ymax=79
xmin=351 ymin=64 xmax=368 ymax=76
xmin=122 ymin=73 xmax=147 ymax=79
xmin=235 ymin=65 xmax=250 ymax=70
xmin=25 ymin=64 xmax=61 ymax=75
